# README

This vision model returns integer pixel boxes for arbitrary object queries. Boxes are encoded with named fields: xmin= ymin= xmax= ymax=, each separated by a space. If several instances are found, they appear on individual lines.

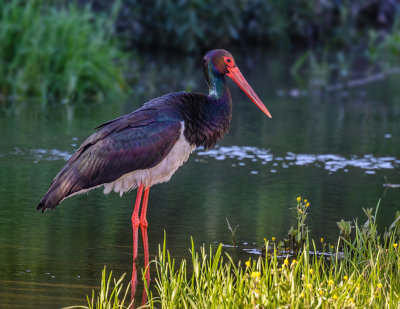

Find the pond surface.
xmin=1 ymin=51 xmax=400 ymax=307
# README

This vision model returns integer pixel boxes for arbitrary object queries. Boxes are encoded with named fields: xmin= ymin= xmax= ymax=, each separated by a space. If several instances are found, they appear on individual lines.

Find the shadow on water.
xmin=1 ymin=51 xmax=400 ymax=307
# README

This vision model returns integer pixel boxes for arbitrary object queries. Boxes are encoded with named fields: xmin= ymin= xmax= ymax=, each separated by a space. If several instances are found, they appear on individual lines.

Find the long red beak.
xmin=226 ymin=66 xmax=272 ymax=118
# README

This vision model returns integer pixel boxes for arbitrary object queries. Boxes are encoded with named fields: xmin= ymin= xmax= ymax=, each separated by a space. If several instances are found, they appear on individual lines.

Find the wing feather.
xmin=38 ymin=119 xmax=181 ymax=211
xmin=37 ymin=92 xmax=199 ymax=212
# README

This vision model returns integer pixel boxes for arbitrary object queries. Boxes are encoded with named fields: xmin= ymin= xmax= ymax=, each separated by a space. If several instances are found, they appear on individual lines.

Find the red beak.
xmin=226 ymin=66 xmax=272 ymax=118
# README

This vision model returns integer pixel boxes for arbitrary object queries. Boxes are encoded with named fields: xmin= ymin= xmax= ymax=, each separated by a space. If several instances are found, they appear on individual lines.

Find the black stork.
xmin=37 ymin=49 xmax=271 ymax=303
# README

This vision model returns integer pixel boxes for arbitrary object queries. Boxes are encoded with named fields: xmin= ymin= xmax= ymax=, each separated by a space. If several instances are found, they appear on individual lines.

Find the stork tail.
xmin=37 ymin=170 xmax=76 ymax=212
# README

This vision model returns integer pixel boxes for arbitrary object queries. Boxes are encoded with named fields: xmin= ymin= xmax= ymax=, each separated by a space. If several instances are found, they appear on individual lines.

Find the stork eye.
xmin=224 ymin=56 xmax=234 ymax=67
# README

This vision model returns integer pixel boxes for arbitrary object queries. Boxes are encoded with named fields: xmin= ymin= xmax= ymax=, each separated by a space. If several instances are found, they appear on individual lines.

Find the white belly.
xmin=103 ymin=122 xmax=195 ymax=195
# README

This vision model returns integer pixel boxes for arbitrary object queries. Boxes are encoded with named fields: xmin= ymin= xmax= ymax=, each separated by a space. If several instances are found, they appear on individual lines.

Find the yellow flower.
xmin=272 ymin=237 xmax=276 ymax=242
xmin=245 ymin=260 xmax=251 ymax=268
xmin=320 ymin=237 xmax=324 ymax=243
xmin=343 ymin=275 xmax=348 ymax=281
xmin=349 ymin=298 xmax=354 ymax=303
xmin=297 ymin=196 xmax=301 ymax=203
xmin=307 ymin=283 xmax=312 ymax=289
xmin=393 ymin=243 xmax=398 ymax=249
xmin=291 ymin=259 xmax=298 ymax=266
xmin=306 ymin=202 xmax=310 ymax=207
xmin=304 ymin=199 xmax=308 ymax=203
xmin=284 ymin=259 xmax=289 ymax=266
xmin=278 ymin=268 xmax=282 ymax=271
xmin=377 ymin=283 xmax=383 ymax=289
xmin=300 ymin=292 xmax=305 ymax=298
xmin=333 ymin=294 xmax=338 ymax=300
xmin=328 ymin=279 xmax=334 ymax=286
xmin=318 ymin=290 xmax=324 ymax=295
xmin=251 ymin=271 xmax=261 ymax=279
xmin=309 ymin=269 xmax=314 ymax=275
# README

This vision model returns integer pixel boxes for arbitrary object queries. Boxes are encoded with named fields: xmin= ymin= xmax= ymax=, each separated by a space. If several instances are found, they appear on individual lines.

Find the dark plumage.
xmin=37 ymin=48 xmax=271 ymax=212
xmin=36 ymin=49 xmax=272 ymax=304
xmin=37 ymin=49 xmax=272 ymax=212
xmin=179 ymin=92 xmax=232 ymax=149
xmin=37 ymin=91 xmax=230 ymax=211
xmin=37 ymin=50 xmax=246 ymax=212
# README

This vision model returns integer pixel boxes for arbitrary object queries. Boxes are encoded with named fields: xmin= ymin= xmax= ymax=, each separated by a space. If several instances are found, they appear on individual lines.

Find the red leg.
xmin=140 ymin=187 xmax=150 ymax=305
xmin=131 ymin=184 xmax=144 ymax=301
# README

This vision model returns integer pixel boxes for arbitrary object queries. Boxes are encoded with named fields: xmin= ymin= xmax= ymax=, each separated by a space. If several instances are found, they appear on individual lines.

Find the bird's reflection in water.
xmin=129 ymin=185 xmax=151 ymax=308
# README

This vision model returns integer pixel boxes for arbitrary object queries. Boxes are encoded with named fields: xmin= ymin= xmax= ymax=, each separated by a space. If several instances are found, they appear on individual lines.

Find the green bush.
xmin=89 ymin=0 xmax=397 ymax=52
xmin=0 ymin=0 xmax=129 ymax=106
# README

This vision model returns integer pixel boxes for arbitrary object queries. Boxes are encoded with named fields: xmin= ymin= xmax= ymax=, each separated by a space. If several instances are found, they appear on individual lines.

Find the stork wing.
xmin=37 ymin=119 xmax=182 ymax=211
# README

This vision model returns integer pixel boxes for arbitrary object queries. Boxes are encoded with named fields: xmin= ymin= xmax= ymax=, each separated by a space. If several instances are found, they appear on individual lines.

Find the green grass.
xmin=68 ymin=199 xmax=400 ymax=308
xmin=63 ymin=267 xmax=133 ymax=309
xmin=0 ymin=0 xmax=129 ymax=107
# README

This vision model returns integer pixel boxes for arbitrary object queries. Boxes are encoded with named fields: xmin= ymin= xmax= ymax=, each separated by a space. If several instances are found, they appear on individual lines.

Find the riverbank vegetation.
xmin=68 ymin=198 xmax=400 ymax=308
xmin=0 ymin=0 xmax=129 ymax=107
xmin=89 ymin=0 xmax=397 ymax=53
xmin=1 ymin=1 xmax=399 ymax=108
xmin=291 ymin=18 xmax=400 ymax=92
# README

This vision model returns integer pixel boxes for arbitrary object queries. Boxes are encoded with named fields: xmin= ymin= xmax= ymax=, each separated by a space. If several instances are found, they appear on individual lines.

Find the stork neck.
xmin=207 ymin=73 xmax=231 ymax=103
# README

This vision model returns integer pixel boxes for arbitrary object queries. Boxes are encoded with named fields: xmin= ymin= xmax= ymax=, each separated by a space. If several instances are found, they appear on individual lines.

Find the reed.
xmin=63 ymin=267 xmax=132 ymax=309
xmin=151 ymin=200 xmax=400 ymax=308
xmin=0 ymin=0 xmax=129 ymax=106
xmin=68 ymin=199 xmax=400 ymax=308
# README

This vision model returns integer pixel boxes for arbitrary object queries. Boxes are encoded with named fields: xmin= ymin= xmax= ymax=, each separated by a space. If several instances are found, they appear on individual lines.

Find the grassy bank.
xmin=0 ymin=0 xmax=129 ymax=107
xmin=1 ymin=1 xmax=398 ymax=109
xmin=67 ymin=198 xmax=400 ymax=308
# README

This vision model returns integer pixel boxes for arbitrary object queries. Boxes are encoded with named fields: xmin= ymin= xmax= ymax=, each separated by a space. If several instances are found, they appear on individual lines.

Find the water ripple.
xmin=196 ymin=146 xmax=400 ymax=174
xmin=9 ymin=147 xmax=72 ymax=163
xmin=5 ymin=146 xmax=400 ymax=174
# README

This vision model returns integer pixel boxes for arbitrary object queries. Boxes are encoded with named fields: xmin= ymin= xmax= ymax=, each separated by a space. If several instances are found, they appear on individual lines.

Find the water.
xmin=1 ymin=51 xmax=400 ymax=307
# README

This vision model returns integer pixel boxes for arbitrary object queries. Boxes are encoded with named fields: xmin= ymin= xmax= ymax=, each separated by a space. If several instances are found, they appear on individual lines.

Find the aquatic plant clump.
xmin=63 ymin=267 xmax=132 ymax=309
xmin=68 ymin=199 xmax=400 ymax=308
xmin=150 ymin=206 xmax=400 ymax=308
xmin=0 ymin=0 xmax=128 ymax=106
